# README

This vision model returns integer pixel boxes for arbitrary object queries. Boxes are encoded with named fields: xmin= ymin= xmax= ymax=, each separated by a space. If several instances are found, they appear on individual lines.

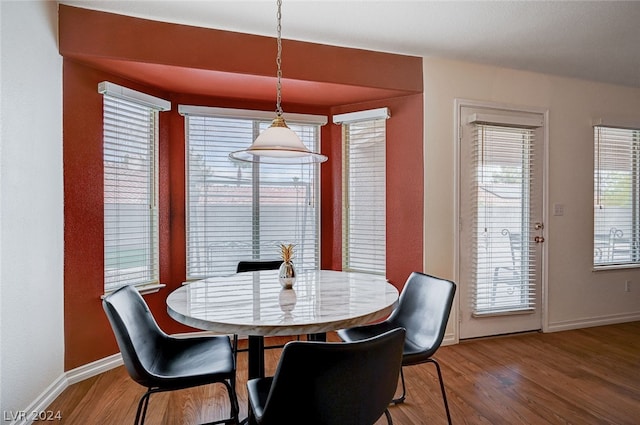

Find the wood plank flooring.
xmin=46 ymin=322 xmax=640 ymax=424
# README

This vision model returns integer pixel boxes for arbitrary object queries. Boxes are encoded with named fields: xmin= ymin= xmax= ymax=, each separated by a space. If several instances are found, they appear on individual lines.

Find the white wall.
xmin=423 ymin=57 xmax=640 ymax=336
xmin=0 ymin=0 xmax=64 ymax=416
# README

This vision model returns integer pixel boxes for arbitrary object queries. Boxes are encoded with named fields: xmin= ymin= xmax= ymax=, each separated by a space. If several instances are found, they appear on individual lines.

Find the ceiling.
xmin=60 ymin=0 xmax=640 ymax=89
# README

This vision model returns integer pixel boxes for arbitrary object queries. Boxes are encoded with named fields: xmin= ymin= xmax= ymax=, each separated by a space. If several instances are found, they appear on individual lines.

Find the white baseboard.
xmin=546 ymin=312 xmax=640 ymax=333
xmin=7 ymin=375 xmax=68 ymax=425
xmin=441 ymin=332 xmax=457 ymax=346
xmin=7 ymin=354 xmax=123 ymax=425
xmin=66 ymin=353 xmax=123 ymax=385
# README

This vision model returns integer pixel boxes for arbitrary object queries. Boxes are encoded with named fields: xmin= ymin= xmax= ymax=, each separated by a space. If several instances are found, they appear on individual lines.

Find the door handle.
xmin=535 ymin=236 xmax=545 ymax=243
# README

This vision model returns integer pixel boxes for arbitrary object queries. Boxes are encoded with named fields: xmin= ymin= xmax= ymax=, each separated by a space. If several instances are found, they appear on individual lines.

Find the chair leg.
xmin=225 ymin=379 xmax=240 ymax=424
xmin=427 ymin=358 xmax=452 ymax=425
xmin=392 ymin=367 xmax=406 ymax=404
xmin=232 ymin=334 xmax=239 ymax=361
xmin=201 ymin=381 xmax=240 ymax=425
xmin=384 ymin=408 xmax=393 ymax=425
xmin=136 ymin=383 xmax=240 ymax=425
xmin=135 ymin=389 xmax=153 ymax=425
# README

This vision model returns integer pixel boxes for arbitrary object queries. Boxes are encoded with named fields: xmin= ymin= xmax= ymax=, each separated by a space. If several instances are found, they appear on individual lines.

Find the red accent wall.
xmin=61 ymin=5 xmax=423 ymax=370
xmin=63 ymin=62 xmax=175 ymax=368
xmin=323 ymin=95 xmax=424 ymax=286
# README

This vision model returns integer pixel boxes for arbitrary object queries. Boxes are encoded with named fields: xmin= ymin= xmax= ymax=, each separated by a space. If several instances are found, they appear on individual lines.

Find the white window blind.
xmin=102 ymin=86 xmax=169 ymax=292
xmin=183 ymin=109 xmax=323 ymax=279
xmin=594 ymin=125 xmax=640 ymax=267
xmin=339 ymin=110 xmax=388 ymax=275
xmin=469 ymin=123 xmax=537 ymax=314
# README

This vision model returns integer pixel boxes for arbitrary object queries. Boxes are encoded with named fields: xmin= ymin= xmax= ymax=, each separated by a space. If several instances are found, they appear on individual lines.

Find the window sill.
xmin=137 ymin=283 xmax=166 ymax=295
xmin=101 ymin=283 xmax=166 ymax=299
xmin=592 ymin=264 xmax=640 ymax=272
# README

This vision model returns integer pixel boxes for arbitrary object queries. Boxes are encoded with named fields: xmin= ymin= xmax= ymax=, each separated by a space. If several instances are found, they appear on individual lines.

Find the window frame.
xmin=467 ymin=121 xmax=539 ymax=314
xmin=180 ymin=105 xmax=327 ymax=280
xmin=334 ymin=108 xmax=389 ymax=275
xmin=593 ymin=124 xmax=640 ymax=270
xmin=100 ymin=82 xmax=170 ymax=294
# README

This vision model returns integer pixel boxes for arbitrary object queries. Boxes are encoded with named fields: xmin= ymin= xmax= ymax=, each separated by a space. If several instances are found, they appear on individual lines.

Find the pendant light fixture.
xmin=229 ymin=0 xmax=328 ymax=164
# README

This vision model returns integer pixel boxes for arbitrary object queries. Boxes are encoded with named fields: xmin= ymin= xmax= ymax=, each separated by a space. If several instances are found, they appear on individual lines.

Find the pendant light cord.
xmin=228 ymin=0 xmax=328 ymax=163
xmin=276 ymin=0 xmax=284 ymax=117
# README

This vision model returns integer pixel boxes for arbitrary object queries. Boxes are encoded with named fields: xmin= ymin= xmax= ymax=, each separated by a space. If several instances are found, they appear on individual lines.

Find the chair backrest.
xmin=389 ymin=272 xmax=456 ymax=358
xmin=259 ymin=328 xmax=405 ymax=425
xmin=503 ymin=228 xmax=522 ymax=267
xmin=102 ymin=285 xmax=167 ymax=387
xmin=236 ymin=260 xmax=282 ymax=273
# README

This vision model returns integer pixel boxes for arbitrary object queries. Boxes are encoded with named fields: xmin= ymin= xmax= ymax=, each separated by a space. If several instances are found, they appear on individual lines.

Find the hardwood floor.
xmin=47 ymin=322 xmax=640 ymax=424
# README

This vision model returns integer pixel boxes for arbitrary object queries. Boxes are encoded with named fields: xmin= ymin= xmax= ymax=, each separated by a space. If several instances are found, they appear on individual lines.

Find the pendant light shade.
xmin=229 ymin=0 xmax=327 ymax=165
xmin=230 ymin=115 xmax=327 ymax=164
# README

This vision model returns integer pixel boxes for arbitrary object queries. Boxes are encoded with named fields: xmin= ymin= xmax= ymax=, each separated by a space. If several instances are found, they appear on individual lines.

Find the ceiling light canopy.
xmin=229 ymin=0 xmax=327 ymax=165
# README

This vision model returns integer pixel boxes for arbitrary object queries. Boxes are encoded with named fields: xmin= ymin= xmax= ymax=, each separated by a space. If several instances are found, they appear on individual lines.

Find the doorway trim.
xmin=453 ymin=98 xmax=550 ymax=341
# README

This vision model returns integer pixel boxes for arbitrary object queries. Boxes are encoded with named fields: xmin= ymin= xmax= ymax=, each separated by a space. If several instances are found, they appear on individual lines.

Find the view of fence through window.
xmin=186 ymin=115 xmax=321 ymax=278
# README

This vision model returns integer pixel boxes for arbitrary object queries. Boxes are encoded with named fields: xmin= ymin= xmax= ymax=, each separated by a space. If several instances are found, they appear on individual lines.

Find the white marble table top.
xmin=166 ymin=269 xmax=399 ymax=336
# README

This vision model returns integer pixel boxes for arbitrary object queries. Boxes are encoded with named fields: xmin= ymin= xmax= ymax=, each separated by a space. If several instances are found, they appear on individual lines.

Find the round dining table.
xmin=166 ymin=269 xmax=399 ymax=379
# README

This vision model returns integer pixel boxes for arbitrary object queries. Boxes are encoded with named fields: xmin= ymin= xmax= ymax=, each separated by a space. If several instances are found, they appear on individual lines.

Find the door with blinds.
xmin=458 ymin=102 xmax=546 ymax=339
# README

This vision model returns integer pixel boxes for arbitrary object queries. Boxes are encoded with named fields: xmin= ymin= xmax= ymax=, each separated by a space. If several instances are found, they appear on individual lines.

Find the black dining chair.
xmin=337 ymin=272 xmax=456 ymax=425
xmin=236 ymin=260 xmax=283 ymax=273
xmin=247 ymin=328 xmax=405 ymax=425
xmin=102 ymin=285 xmax=240 ymax=425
